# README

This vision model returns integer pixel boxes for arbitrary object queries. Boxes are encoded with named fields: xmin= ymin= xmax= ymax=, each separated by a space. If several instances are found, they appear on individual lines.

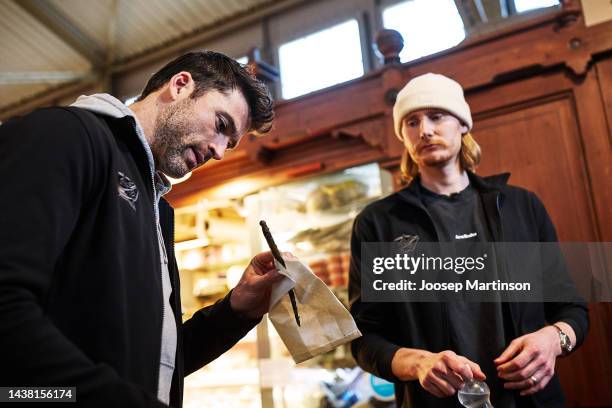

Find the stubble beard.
xmin=420 ymin=150 xmax=453 ymax=167
xmin=410 ymin=144 xmax=462 ymax=171
xmin=409 ymin=143 xmax=447 ymax=167
xmin=151 ymin=99 xmax=196 ymax=178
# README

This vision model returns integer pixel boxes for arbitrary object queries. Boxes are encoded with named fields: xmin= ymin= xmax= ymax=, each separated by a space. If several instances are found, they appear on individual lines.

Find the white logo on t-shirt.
xmin=455 ymin=232 xmax=477 ymax=240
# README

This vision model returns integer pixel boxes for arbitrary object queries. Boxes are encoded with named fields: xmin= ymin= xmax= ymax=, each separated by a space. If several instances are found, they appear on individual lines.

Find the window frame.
xmin=379 ymin=0 xmax=467 ymax=64
xmin=276 ymin=17 xmax=367 ymax=99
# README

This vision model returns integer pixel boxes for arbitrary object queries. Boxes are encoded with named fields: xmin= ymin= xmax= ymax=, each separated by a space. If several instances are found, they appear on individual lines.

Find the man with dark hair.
xmin=0 ymin=51 xmax=279 ymax=407
xmin=349 ymin=73 xmax=588 ymax=407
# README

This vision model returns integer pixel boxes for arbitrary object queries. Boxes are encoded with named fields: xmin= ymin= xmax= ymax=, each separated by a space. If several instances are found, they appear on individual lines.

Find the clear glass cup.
xmin=458 ymin=378 xmax=494 ymax=408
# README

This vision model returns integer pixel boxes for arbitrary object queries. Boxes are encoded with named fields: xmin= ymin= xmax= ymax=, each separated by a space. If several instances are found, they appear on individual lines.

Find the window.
xmin=278 ymin=19 xmax=364 ymax=99
xmin=382 ymin=0 xmax=465 ymax=63
xmin=514 ymin=0 xmax=560 ymax=13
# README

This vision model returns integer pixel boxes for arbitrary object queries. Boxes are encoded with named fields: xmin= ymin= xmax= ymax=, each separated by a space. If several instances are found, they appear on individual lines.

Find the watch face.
xmin=560 ymin=332 xmax=572 ymax=353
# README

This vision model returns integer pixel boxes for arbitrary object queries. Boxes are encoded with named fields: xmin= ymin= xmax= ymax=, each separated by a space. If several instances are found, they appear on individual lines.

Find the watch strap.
xmin=552 ymin=324 xmax=573 ymax=356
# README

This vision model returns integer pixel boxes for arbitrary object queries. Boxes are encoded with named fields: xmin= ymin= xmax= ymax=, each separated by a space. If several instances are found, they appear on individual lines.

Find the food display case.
xmin=245 ymin=163 xmax=391 ymax=302
xmin=175 ymin=163 xmax=393 ymax=408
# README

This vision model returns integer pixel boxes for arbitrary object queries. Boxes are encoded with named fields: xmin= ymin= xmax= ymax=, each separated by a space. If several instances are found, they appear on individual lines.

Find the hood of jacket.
xmin=70 ymin=93 xmax=171 ymax=196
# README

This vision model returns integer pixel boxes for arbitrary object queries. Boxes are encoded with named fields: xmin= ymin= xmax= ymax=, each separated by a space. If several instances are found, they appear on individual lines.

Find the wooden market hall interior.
xmin=0 ymin=0 xmax=611 ymax=407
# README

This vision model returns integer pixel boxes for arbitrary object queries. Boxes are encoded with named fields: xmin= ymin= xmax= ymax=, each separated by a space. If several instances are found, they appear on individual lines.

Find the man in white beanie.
xmin=348 ymin=73 xmax=588 ymax=407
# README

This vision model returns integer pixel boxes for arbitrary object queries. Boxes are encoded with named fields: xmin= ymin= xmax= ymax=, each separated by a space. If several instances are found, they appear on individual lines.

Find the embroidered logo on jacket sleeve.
xmin=118 ymin=171 xmax=139 ymax=210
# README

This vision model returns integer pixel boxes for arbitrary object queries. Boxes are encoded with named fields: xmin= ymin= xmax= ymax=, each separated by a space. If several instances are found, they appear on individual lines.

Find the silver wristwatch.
xmin=552 ymin=324 xmax=573 ymax=356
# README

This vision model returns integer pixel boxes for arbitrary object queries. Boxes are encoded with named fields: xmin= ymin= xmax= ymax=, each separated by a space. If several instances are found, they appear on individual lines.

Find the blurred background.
xmin=1 ymin=0 xmax=610 ymax=407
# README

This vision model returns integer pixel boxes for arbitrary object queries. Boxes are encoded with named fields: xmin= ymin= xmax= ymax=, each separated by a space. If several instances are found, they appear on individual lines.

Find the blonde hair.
xmin=400 ymin=132 xmax=482 ymax=182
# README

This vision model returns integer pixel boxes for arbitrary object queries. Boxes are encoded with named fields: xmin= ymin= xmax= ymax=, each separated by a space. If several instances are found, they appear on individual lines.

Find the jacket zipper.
xmin=129 ymin=120 xmax=164 ymax=389
xmin=412 ymin=204 xmax=451 ymax=347
xmin=494 ymin=192 xmax=520 ymax=339
xmin=495 ymin=194 xmax=504 ymax=242
xmin=151 ymin=170 xmax=164 ymax=396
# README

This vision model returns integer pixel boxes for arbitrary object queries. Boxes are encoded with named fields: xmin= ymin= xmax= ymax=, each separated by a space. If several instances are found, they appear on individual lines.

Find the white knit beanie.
xmin=393 ymin=73 xmax=472 ymax=141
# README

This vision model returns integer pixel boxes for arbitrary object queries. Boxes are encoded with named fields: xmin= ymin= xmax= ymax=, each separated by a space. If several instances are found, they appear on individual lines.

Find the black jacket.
xmin=349 ymin=172 xmax=589 ymax=408
xmin=0 ymin=107 xmax=257 ymax=407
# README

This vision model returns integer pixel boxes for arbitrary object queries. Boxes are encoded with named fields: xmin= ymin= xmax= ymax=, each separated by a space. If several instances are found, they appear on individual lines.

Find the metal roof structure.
xmin=0 ymin=0 xmax=559 ymax=117
xmin=0 ymin=0 xmax=285 ymax=112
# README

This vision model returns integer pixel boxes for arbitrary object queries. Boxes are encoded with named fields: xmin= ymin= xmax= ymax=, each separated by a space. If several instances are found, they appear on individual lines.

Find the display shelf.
xmin=177 ymin=163 xmax=391 ymax=408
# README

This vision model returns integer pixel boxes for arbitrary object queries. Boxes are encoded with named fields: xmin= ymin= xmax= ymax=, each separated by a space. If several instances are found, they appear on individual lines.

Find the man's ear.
xmin=168 ymin=71 xmax=194 ymax=100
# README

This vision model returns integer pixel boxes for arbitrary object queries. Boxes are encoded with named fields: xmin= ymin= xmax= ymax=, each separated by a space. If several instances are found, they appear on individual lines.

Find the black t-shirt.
xmin=420 ymin=183 xmax=491 ymax=243
xmin=420 ymin=183 xmax=517 ymax=408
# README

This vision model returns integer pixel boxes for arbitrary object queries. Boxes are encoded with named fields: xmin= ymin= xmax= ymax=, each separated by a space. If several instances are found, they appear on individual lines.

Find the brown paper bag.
xmin=268 ymin=258 xmax=362 ymax=363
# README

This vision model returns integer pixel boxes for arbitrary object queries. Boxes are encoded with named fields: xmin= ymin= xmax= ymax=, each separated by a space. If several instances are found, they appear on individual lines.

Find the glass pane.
xmin=242 ymin=163 xmax=388 ymax=407
xmin=514 ymin=0 xmax=560 ymax=13
xmin=279 ymin=19 xmax=364 ymax=99
xmin=383 ymin=0 xmax=466 ymax=63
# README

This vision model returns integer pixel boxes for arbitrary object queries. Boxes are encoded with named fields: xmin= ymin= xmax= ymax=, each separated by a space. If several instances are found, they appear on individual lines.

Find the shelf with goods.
xmin=175 ymin=199 xmax=263 ymax=408
xmin=246 ymin=163 xmax=392 ymax=305
xmin=174 ymin=162 xmax=393 ymax=408
xmin=242 ymin=163 xmax=394 ymax=408
xmin=174 ymin=200 xmax=251 ymax=317
xmin=183 ymin=325 xmax=261 ymax=408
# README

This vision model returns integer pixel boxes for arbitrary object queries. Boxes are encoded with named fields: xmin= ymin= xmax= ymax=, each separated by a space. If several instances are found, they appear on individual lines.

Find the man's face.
xmin=150 ymin=88 xmax=250 ymax=178
xmin=400 ymin=109 xmax=467 ymax=169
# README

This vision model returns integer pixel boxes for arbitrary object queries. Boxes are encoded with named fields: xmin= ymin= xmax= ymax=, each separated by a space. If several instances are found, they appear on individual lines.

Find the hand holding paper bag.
xmin=230 ymin=252 xmax=284 ymax=320
xmin=268 ymin=256 xmax=362 ymax=363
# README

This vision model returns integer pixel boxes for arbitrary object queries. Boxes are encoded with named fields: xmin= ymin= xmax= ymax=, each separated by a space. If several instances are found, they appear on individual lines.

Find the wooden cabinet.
xmin=467 ymin=70 xmax=611 ymax=407
xmin=469 ymin=72 xmax=600 ymax=242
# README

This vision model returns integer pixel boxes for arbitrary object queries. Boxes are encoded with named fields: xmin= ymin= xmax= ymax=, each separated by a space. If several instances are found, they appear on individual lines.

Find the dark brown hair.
xmin=138 ymin=51 xmax=274 ymax=134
